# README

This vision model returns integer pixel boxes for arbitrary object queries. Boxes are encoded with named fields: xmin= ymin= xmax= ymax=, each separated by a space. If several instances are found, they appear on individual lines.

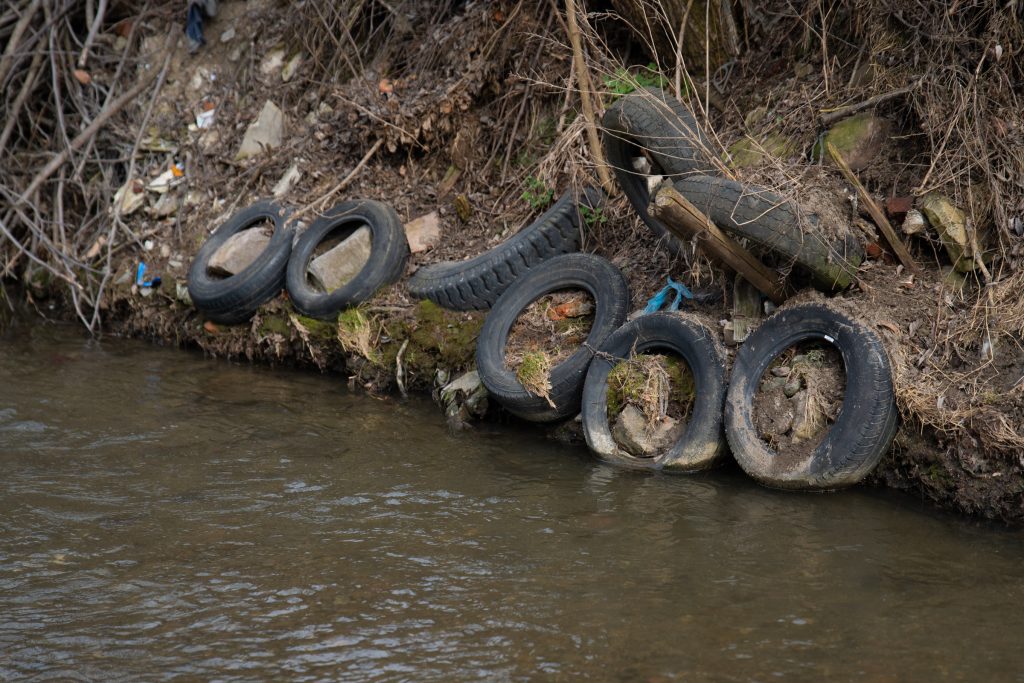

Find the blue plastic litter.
xmin=136 ymin=262 xmax=161 ymax=288
xmin=643 ymin=277 xmax=693 ymax=315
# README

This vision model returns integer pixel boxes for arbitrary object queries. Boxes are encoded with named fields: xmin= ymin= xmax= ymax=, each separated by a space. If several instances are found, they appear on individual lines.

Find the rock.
xmin=272 ymin=163 xmax=302 ymax=198
xmin=441 ymin=370 xmax=489 ymax=430
xmin=865 ymin=242 xmax=883 ymax=259
xmin=308 ymin=227 xmax=372 ymax=291
xmin=235 ymin=100 xmax=285 ymax=160
xmin=819 ymin=114 xmax=888 ymax=171
xmin=791 ymin=389 xmax=826 ymax=442
xmin=113 ymin=178 xmax=145 ymax=216
xmin=219 ymin=27 xmax=235 ymax=43
xmin=771 ymin=366 xmax=791 ymax=378
xmin=612 ymin=404 xmax=684 ymax=457
xmin=783 ymin=377 xmax=802 ymax=398
xmin=176 ymin=282 xmax=193 ymax=306
xmin=282 ymin=53 xmax=301 ymax=82
xmin=920 ymin=193 xmax=982 ymax=273
xmin=942 ymin=266 xmax=967 ymax=292
xmin=885 ymin=195 xmax=913 ymax=217
xmin=208 ymin=227 xmax=271 ymax=276
xmin=404 ymin=211 xmax=441 ymax=253
xmin=150 ymin=192 xmax=179 ymax=218
xmin=728 ymin=134 xmax=797 ymax=168
xmin=902 ymin=209 xmax=927 ymax=236
xmin=260 ymin=46 xmax=286 ymax=77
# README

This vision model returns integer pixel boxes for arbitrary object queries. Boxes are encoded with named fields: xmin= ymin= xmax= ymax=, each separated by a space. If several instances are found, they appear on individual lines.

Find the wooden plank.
xmin=650 ymin=185 xmax=787 ymax=305
xmin=826 ymin=141 xmax=920 ymax=274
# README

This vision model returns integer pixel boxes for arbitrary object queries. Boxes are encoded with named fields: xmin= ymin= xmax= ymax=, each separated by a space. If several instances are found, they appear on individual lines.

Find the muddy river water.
xmin=1 ymin=322 xmax=1023 ymax=680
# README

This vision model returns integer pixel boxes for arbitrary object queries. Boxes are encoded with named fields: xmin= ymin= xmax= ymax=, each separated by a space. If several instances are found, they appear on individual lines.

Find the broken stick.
xmin=650 ymin=184 xmax=787 ymax=305
xmin=826 ymin=141 xmax=920 ymax=274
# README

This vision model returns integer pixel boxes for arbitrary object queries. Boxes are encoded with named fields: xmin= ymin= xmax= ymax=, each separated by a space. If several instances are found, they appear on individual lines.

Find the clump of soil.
xmin=606 ymin=353 xmax=695 ymax=457
xmin=753 ymin=342 xmax=845 ymax=461
xmin=505 ymin=290 xmax=594 ymax=402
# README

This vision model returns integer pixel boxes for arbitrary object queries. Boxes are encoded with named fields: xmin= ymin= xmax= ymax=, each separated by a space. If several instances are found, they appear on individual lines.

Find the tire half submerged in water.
xmin=581 ymin=312 xmax=728 ymax=472
xmin=475 ymin=252 xmax=630 ymax=423
xmin=724 ymin=302 xmax=898 ymax=490
xmin=187 ymin=199 xmax=294 ymax=325
xmin=407 ymin=186 xmax=605 ymax=311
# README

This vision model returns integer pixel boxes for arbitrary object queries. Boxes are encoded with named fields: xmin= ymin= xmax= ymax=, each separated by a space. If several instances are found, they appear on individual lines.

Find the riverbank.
xmin=3 ymin=0 xmax=1022 ymax=522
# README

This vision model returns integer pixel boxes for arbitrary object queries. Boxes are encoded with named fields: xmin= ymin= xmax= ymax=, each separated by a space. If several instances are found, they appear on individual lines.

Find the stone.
xmin=728 ymin=134 xmax=797 ymax=168
xmin=150 ymin=192 xmax=179 ymax=218
xmin=259 ymin=47 xmax=286 ymax=77
xmin=902 ymin=209 xmax=927 ymax=236
xmin=272 ymin=164 xmax=302 ymax=198
xmin=176 ymin=282 xmax=193 ymax=306
xmin=235 ymin=100 xmax=285 ymax=160
xmin=404 ymin=211 xmax=441 ymax=253
xmin=208 ymin=227 xmax=271 ymax=276
xmin=612 ymin=404 xmax=684 ymax=457
xmin=818 ymin=114 xmax=888 ymax=171
xmin=219 ymin=27 xmax=235 ymax=43
xmin=308 ymin=227 xmax=372 ymax=292
xmin=885 ymin=195 xmax=913 ymax=217
xmin=771 ymin=366 xmax=791 ymax=378
xmin=920 ymin=193 xmax=980 ymax=273
xmin=441 ymin=370 xmax=489 ymax=430
xmin=783 ymin=377 xmax=802 ymax=398
xmin=282 ymin=53 xmax=301 ymax=82
xmin=113 ymin=178 xmax=145 ymax=216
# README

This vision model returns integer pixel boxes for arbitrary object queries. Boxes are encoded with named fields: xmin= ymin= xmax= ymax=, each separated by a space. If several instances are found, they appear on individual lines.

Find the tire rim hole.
xmin=206 ymin=219 xmax=275 ymax=280
xmin=504 ymin=288 xmax=595 ymax=401
xmin=752 ymin=340 xmax=846 ymax=463
xmin=304 ymin=222 xmax=372 ymax=294
xmin=606 ymin=350 xmax=694 ymax=459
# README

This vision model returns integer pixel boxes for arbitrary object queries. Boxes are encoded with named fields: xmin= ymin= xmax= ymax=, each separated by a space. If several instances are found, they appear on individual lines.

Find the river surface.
xmin=1 ymin=322 xmax=1023 ymax=681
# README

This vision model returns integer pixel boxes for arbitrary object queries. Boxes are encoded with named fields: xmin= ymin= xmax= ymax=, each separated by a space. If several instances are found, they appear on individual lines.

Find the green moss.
xmin=296 ymin=314 xmax=336 ymax=341
xmin=516 ymin=351 xmax=552 ymax=398
xmin=606 ymin=354 xmax=695 ymax=418
xmin=380 ymin=300 xmax=483 ymax=378
xmin=258 ymin=314 xmax=291 ymax=337
xmin=728 ymin=134 xmax=797 ymax=168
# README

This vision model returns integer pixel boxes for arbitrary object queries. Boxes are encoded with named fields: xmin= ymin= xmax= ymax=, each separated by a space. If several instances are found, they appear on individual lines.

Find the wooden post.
xmin=650 ymin=184 xmax=787 ymax=305
xmin=826 ymin=141 xmax=920 ymax=274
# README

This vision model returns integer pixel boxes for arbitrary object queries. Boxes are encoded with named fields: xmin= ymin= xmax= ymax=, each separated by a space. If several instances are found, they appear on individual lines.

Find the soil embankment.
xmin=2 ymin=1 xmax=1022 ymax=521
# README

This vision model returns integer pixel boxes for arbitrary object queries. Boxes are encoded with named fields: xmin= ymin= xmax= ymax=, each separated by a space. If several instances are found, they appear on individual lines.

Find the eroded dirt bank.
xmin=3 ymin=1 xmax=1023 ymax=521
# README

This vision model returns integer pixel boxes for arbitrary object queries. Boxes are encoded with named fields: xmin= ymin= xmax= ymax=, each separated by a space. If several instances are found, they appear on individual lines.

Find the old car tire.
xmin=476 ymin=252 xmax=630 ymax=423
xmin=673 ymin=175 xmax=863 ymax=291
xmin=286 ymin=199 xmax=409 ymax=320
xmin=602 ymin=86 xmax=715 ymax=254
xmin=407 ymin=186 xmax=604 ymax=311
xmin=724 ymin=302 xmax=898 ymax=490
xmin=581 ymin=312 xmax=728 ymax=471
xmin=187 ymin=199 xmax=294 ymax=325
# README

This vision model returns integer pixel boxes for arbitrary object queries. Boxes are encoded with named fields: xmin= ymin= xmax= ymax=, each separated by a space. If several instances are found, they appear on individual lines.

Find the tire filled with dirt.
xmin=286 ymin=199 xmax=409 ymax=320
xmin=673 ymin=175 xmax=863 ymax=291
xmin=602 ymin=86 xmax=715 ymax=254
xmin=724 ymin=302 xmax=898 ymax=490
xmin=581 ymin=312 xmax=728 ymax=471
xmin=407 ymin=186 xmax=604 ymax=311
xmin=187 ymin=199 xmax=295 ymax=325
xmin=476 ymin=252 xmax=630 ymax=423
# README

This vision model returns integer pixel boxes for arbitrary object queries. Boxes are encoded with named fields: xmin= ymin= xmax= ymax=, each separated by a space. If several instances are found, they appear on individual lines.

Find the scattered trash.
xmin=643 ymin=277 xmax=693 ymax=314
xmin=147 ymin=161 xmax=185 ymax=193
xmin=135 ymin=262 xmax=161 ymax=288
xmin=150 ymin=192 xmax=179 ymax=218
xmin=185 ymin=0 xmax=219 ymax=53
xmin=195 ymin=107 xmax=215 ymax=129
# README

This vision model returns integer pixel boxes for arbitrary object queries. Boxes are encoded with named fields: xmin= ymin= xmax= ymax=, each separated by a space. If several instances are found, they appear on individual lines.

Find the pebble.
xmin=771 ymin=366 xmax=791 ymax=377
xmin=783 ymin=378 xmax=802 ymax=398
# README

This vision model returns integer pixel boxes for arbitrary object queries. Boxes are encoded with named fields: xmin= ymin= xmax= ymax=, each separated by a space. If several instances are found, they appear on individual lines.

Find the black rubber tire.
xmin=673 ymin=175 xmax=863 ymax=291
xmin=187 ymin=199 xmax=294 ymax=325
xmin=286 ymin=199 xmax=409 ymax=320
xmin=476 ymin=253 xmax=630 ymax=423
xmin=581 ymin=312 xmax=728 ymax=471
xmin=602 ymin=86 xmax=715 ymax=254
xmin=407 ymin=186 xmax=604 ymax=311
xmin=724 ymin=302 xmax=898 ymax=490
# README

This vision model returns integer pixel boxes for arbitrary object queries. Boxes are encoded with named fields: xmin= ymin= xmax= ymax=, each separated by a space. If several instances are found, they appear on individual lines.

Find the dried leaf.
xmin=73 ymin=69 xmax=91 ymax=85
